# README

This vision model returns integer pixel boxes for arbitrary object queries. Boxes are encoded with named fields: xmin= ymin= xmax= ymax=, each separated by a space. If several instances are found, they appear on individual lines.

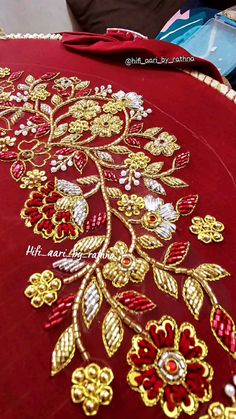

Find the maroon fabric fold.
xmin=61 ymin=32 xmax=223 ymax=82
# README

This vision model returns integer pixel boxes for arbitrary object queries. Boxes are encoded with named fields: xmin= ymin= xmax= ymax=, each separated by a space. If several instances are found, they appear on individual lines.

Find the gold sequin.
xmin=190 ymin=215 xmax=224 ymax=243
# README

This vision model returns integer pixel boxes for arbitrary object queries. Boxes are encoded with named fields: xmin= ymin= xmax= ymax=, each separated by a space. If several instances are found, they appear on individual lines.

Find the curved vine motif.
xmin=0 ymin=67 xmax=235 ymax=418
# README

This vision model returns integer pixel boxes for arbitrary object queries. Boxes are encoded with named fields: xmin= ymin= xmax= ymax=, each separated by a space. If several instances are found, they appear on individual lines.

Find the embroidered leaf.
xmin=145 ymin=162 xmax=164 ymax=177
xmin=52 ymin=258 xmax=86 ymax=273
xmin=115 ymin=290 xmax=156 ymax=313
xmin=176 ymin=194 xmax=198 ymax=216
xmin=44 ymin=295 xmax=75 ymax=330
xmin=108 ymin=145 xmax=130 ymax=154
xmin=35 ymin=123 xmax=50 ymax=137
xmin=143 ymin=127 xmax=162 ymax=137
xmin=56 ymin=196 xmax=78 ymax=211
xmin=75 ymin=80 xmax=90 ymax=90
xmin=173 ymin=152 xmax=190 ymax=170
xmin=57 ymin=179 xmax=82 ymax=196
xmin=0 ymin=151 xmax=17 ymax=161
xmin=104 ymin=170 xmax=118 ymax=182
xmin=73 ymin=198 xmax=89 ymax=230
xmin=77 ymin=88 xmax=92 ymax=97
xmin=163 ymin=242 xmax=190 ymax=266
xmin=129 ymin=123 xmax=143 ymax=134
xmin=125 ymin=137 xmax=141 ymax=148
xmin=82 ymin=278 xmax=103 ymax=328
xmin=29 ymin=115 xmax=45 ymax=124
xmin=106 ymin=187 xmax=122 ymax=198
xmin=10 ymin=160 xmax=26 ymax=180
xmin=51 ymin=325 xmax=75 ymax=376
xmin=73 ymin=151 xmax=87 ymax=172
xmin=41 ymin=72 xmax=59 ymax=81
xmin=40 ymin=103 xmax=52 ymax=115
xmin=53 ymin=123 xmax=69 ymax=138
xmin=143 ymin=178 xmax=166 ymax=195
xmin=102 ymin=309 xmax=124 ymax=357
xmin=61 ymin=134 xmax=79 ymax=143
xmin=153 ymin=267 xmax=178 ymax=298
xmin=137 ymin=234 xmax=163 ymax=249
xmin=55 ymin=148 xmax=74 ymax=156
xmin=193 ymin=264 xmax=230 ymax=282
xmin=9 ymin=71 xmax=24 ymax=81
xmin=211 ymin=305 xmax=236 ymax=359
xmin=25 ymin=74 xmax=35 ymax=85
xmin=183 ymin=277 xmax=204 ymax=320
xmin=95 ymin=151 xmax=114 ymax=163
xmin=77 ymin=175 xmax=99 ymax=185
xmin=85 ymin=212 xmax=107 ymax=233
xmin=161 ymin=176 xmax=188 ymax=188
xmin=51 ymin=94 xmax=63 ymax=106
xmin=70 ymin=235 xmax=105 ymax=256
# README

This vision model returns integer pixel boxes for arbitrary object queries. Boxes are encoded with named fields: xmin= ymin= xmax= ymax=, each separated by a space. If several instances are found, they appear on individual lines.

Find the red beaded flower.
xmin=21 ymin=179 xmax=88 ymax=242
xmin=127 ymin=316 xmax=213 ymax=418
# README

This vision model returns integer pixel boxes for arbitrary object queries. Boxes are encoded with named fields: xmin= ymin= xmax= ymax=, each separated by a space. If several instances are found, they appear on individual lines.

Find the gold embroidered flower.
xmin=90 ymin=114 xmax=123 ymax=137
xmin=141 ymin=195 xmax=179 ymax=240
xmin=0 ymin=79 xmax=14 ymax=101
xmin=124 ymin=152 xmax=150 ymax=171
xmin=69 ymin=119 xmax=89 ymax=134
xmin=190 ymin=215 xmax=224 ymax=244
xmin=127 ymin=316 xmax=213 ymax=418
xmin=0 ymin=67 xmax=10 ymax=78
xmin=200 ymin=401 xmax=235 ymax=419
xmin=17 ymin=139 xmax=51 ymax=166
xmin=20 ymin=169 xmax=47 ymax=189
xmin=112 ymin=90 xmax=143 ymax=110
xmin=69 ymin=100 xmax=101 ymax=120
xmin=102 ymin=100 xmax=126 ymax=114
xmin=24 ymin=270 xmax=61 ymax=308
xmin=71 ymin=363 xmax=114 ymax=416
xmin=117 ymin=194 xmax=144 ymax=217
xmin=103 ymin=241 xmax=149 ymax=287
xmin=0 ymin=136 xmax=16 ymax=151
xmin=30 ymin=83 xmax=50 ymax=101
xmin=144 ymin=131 xmax=180 ymax=157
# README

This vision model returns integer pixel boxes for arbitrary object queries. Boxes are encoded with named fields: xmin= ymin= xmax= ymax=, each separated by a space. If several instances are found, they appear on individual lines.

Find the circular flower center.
xmin=120 ymin=254 xmax=135 ymax=271
xmin=157 ymin=351 xmax=186 ymax=384
xmin=142 ymin=212 xmax=163 ymax=230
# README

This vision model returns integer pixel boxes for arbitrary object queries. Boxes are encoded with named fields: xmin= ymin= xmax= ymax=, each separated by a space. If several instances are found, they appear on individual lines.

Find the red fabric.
xmin=0 ymin=34 xmax=235 ymax=419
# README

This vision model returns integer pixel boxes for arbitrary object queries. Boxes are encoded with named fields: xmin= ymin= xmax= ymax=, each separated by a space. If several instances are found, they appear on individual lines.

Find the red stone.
xmin=122 ymin=257 xmax=131 ymax=266
xmin=165 ymin=359 xmax=178 ymax=374
xmin=149 ymin=215 xmax=156 ymax=223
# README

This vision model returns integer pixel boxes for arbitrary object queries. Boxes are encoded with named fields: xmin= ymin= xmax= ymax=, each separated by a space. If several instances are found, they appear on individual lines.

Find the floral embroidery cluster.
xmin=0 ymin=67 xmax=234 ymax=418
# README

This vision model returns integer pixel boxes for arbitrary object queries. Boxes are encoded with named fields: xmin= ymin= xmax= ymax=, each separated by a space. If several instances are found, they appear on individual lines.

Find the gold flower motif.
xmin=0 ymin=79 xmax=14 ymax=101
xmin=102 ymin=100 xmax=126 ymax=114
xmin=20 ymin=169 xmax=47 ymax=189
xmin=90 ymin=114 xmax=123 ymax=137
xmin=17 ymin=139 xmax=51 ymax=167
xmin=30 ymin=84 xmax=50 ymax=101
xmin=144 ymin=131 xmax=180 ymax=157
xmin=24 ymin=270 xmax=61 ymax=308
xmin=69 ymin=120 xmax=89 ymax=134
xmin=199 ymin=401 xmax=236 ymax=419
xmin=124 ymin=152 xmax=150 ymax=170
xmin=0 ymin=67 xmax=10 ymax=78
xmin=0 ymin=136 xmax=16 ymax=151
xmin=69 ymin=100 xmax=101 ymax=120
xmin=71 ymin=363 xmax=114 ymax=416
xmin=103 ymin=241 xmax=149 ymax=287
xmin=117 ymin=194 xmax=144 ymax=217
xmin=190 ymin=215 xmax=224 ymax=244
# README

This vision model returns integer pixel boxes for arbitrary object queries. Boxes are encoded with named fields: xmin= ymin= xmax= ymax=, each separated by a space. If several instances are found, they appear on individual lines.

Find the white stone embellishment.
xmin=225 ymin=384 xmax=236 ymax=398
xmin=73 ymin=198 xmax=89 ymax=229
xmin=56 ymin=179 xmax=82 ymax=196
xmin=82 ymin=279 xmax=102 ymax=328
xmin=52 ymin=258 xmax=85 ymax=273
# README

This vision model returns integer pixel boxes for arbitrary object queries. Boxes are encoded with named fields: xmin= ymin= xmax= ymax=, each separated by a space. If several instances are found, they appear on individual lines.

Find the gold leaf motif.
xmin=183 ymin=277 xmax=204 ymax=320
xmin=137 ymin=234 xmax=163 ymax=249
xmin=75 ymin=80 xmax=90 ymax=89
xmin=108 ymin=145 xmax=130 ymax=154
xmin=53 ymin=123 xmax=68 ymax=138
xmin=102 ymin=309 xmax=124 ymax=357
xmin=143 ymin=178 xmax=166 ymax=195
xmin=70 ymin=235 xmax=105 ymax=256
xmin=51 ymin=94 xmax=63 ymax=106
xmin=144 ymin=162 xmax=164 ymax=177
xmin=153 ymin=267 xmax=178 ymax=298
xmin=161 ymin=176 xmax=188 ymax=188
xmin=193 ymin=264 xmax=230 ymax=282
xmin=82 ymin=278 xmax=103 ymax=328
xmin=106 ymin=187 xmax=123 ymax=198
xmin=77 ymin=175 xmax=99 ymax=185
xmin=143 ymin=127 xmax=162 ymax=137
xmin=51 ymin=325 xmax=75 ymax=376
xmin=25 ymin=74 xmax=35 ymax=84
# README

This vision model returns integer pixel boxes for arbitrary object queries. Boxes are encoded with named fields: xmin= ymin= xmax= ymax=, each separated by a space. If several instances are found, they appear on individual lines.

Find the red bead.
xmin=165 ymin=359 xmax=178 ymax=374
xmin=149 ymin=215 xmax=156 ymax=223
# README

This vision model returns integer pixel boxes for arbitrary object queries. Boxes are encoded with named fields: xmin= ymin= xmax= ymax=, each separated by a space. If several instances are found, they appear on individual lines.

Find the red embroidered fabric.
xmin=0 ymin=34 xmax=235 ymax=419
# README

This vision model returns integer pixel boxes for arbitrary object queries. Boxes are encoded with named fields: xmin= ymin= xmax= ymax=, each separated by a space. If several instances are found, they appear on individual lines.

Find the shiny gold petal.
xmin=182 ymin=277 xmax=204 ymax=320
xmin=51 ymin=325 xmax=75 ymax=376
xmin=102 ymin=309 xmax=124 ymax=357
